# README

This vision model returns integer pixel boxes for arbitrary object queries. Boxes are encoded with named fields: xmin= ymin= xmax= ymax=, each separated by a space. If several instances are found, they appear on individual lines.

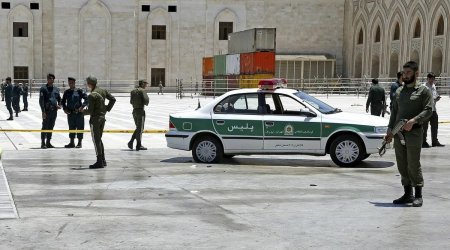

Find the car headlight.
xmin=374 ymin=126 xmax=388 ymax=134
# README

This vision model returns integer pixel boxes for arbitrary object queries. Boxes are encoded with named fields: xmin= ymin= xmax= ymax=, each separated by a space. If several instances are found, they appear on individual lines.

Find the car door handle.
xmin=265 ymin=121 xmax=274 ymax=127
xmin=215 ymin=120 xmax=225 ymax=125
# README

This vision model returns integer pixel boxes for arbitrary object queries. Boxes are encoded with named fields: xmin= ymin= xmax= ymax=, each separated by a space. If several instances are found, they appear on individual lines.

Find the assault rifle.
xmin=378 ymin=119 xmax=408 ymax=156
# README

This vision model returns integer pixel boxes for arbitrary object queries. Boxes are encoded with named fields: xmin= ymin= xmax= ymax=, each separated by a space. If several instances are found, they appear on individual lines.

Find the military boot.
xmin=65 ymin=138 xmax=75 ymax=148
xmin=76 ymin=139 xmax=82 ymax=148
xmin=393 ymin=185 xmax=414 ymax=204
xmin=89 ymin=156 xmax=104 ymax=169
xmin=41 ymin=140 xmax=47 ymax=149
xmin=412 ymin=187 xmax=423 ymax=207
xmin=7 ymin=116 xmax=13 ymax=120
xmin=46 ymin=140 xmax=55 ymax=148
xmin=128 ymin=140 xmax=134 ymax=150
xmin=102 ymin=155 xmax=107 ymax=167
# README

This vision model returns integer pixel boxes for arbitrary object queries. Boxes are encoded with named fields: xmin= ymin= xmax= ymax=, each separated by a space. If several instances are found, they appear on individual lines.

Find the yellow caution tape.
xmin=0 ymin=129 xmax=168 ymax=134
xmin=439 ymin=121 xmax=450 ymax=124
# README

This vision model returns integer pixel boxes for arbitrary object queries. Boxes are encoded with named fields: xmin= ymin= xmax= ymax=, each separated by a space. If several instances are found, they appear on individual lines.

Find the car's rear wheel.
xmin=192 ymin=136 xmax=223 ymax=163
xmin=330 ymin=135 xmax=364 ymax=167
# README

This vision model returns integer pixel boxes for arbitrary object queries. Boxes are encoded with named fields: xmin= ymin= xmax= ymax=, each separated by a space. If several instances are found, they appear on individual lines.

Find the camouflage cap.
xmin=86 ymin=76 xmax=97 ymax=85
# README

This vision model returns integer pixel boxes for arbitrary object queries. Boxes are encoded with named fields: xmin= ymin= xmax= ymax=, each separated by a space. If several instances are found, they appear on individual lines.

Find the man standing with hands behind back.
xmin=384 ymin=61 xmax=433 ymax=207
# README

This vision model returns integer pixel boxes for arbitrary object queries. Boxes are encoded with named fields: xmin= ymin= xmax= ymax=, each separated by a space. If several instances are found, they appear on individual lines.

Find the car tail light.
xmin=169 ymin=121 xmax=176 ymax=129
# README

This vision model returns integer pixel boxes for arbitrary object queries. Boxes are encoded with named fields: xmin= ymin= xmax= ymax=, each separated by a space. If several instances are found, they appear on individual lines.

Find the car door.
xmin=263 ymin=93 xmax=322 ymax=153
xmin=211 ymin=93 xmax=264 ymax=151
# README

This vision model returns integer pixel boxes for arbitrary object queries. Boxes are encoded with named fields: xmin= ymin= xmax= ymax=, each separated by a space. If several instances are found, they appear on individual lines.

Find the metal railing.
xmin=4 ymin=77 xmax=450 ymax=98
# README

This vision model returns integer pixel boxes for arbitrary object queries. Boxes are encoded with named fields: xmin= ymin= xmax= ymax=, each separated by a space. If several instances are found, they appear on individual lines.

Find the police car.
xmin=165 ymin=79 xmax=388 ymax=167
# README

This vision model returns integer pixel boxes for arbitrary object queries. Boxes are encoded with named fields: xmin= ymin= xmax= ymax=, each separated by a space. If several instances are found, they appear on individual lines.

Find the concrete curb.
xmin=0 ymin=150 xmax=19 ymax=219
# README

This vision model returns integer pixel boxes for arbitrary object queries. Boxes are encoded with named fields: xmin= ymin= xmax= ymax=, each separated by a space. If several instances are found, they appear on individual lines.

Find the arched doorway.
xmin=371 ymin=55 xmax=380 ymax=78
xmin=432 ymin=48 xmax=443 ymax=76
xmin=354 ymin=53 xmax=363 ymax=78
xmin=389 ymin=53 xmax=399 ymax=77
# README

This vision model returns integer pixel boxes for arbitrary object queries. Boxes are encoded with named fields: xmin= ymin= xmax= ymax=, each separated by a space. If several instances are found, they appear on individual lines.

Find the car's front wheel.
xmin=192 ymin=136 xmax=223 ymax=163
xmin=330 ymin=135 xmax=365 ymax=167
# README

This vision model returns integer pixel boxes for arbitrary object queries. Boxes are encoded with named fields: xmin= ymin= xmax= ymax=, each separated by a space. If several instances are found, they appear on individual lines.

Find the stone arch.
xmin=79 ymin=0 xmax=112 ymax=82
xmin=432 ymin=48 xmax=443 ymax=76
xmin=392 ymin=22 xmax=401 ymax=41
xmin=408 ymin=1 xmax=427 ymax=38
xmin=435 ymin=15 xmax=445 ymax=36
xmin=213 ymin=8 xmax=239 ymax=55
xmin=389 ymin=52 xmax=399 ymax=77
xmin=413 ymin=18 xmax=422 ymax=38
xmin=369 ymin=12 xmax=385 ymax=44
xmin=371 ymin=54 xmax=380 ymax=78
xmin=357 ymin=28 xmax=364 ymax=44
xmin=7 ymin=4 xmax=34 ymax=79
xmin=147 ymin=7 xmax=171 ymax=85
xmin=429 ymin=2 xmax=449 ymax=74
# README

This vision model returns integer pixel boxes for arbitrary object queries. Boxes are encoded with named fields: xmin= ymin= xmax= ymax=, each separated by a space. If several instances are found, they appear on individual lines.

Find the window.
xmin=214 ymin=94 xmax=259 ymax=114
xmin=219 ymin=22 xmax=233 ymax=40
xmin=414 ymin=20 xmax=421 ymax=38
xmin=152 ymin=25 xmax=166 ymax=40
xmin=436 ymin=16 xmax=444 ymax=36
xmin=374 ymin=26 xmax=380 ymax=43
xmin=393 ymin=23 xmax=400 ymax=40
xmin=357 ymin=29 xmax=363 ymax=44
xmin=264 ymin=94 xmax=309 ymax=116
xmin=30 ymin=3 xmax=39 ymax=10
xmin=142 ymin=5 xmax=150 ymax=12
xmin=151 ymin=68 xmax=165 ymax=86
xmin=14 ymin=66 xmax=29 ymax=83
xmin=1 ymin=2 xmax=10 ymax=9
xmin=13 ymin=22 xmax=28 ymax=37
xmin=168 ymin=5 xmax=177 ymax=12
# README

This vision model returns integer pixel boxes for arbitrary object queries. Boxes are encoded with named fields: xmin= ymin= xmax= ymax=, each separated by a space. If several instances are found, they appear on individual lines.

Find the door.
xmin=211 ymin=93 xmax=264 ymax=151
xmin=263 ymin=93 xmax=322 ymax=153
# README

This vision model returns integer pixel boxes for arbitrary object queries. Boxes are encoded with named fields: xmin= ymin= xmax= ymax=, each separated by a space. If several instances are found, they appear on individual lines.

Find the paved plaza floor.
xmin=0 ymin=93 xmax=450 ymax=249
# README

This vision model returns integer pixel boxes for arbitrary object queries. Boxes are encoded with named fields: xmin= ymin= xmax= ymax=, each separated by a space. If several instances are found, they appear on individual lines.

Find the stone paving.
xmin=0 ymin=93 xmax=449 ymax=249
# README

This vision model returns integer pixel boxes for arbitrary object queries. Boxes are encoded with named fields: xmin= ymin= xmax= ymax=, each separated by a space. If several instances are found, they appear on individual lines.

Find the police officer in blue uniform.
xmin=62 ymin=77 xmax=88 ymax=148
xmin=12 ymin=82 xmax=23 ymax=117
xmin=39 ymin=74 xmax=61 ymax=149
xmin=22 ymin=82 xmax=29 ymax=111
xmin=4 ymin=77 xmax=14 ymax=120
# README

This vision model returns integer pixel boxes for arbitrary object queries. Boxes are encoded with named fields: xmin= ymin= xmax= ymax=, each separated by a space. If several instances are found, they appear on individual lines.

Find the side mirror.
xmin=299 ymin=108 xmax=317 ymax=117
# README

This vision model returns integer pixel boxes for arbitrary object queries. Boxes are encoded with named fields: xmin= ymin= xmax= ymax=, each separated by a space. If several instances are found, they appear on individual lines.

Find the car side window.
xmin=214 ymin=94 xmax=259 ymax=114
xmin=276 ymin=94 xmax=308 ymax=116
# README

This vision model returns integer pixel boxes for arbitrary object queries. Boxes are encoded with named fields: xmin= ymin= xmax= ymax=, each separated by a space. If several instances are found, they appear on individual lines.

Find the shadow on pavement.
xmin=161 ymin=156 xmax=395 ymax=169
xmin=369 ymin=201 xmax=410 ymax=208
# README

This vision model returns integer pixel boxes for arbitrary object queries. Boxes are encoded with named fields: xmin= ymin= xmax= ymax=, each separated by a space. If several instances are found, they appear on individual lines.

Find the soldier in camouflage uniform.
xmin=366 ymin=78 xmax=386 ymax=117
xmin=128 ymin=80 xmax=149 ymax=151
xmin=83 ymin=76 xmax=116 ymax=169
xmin=384 ymin=61 xmax=433 ymax=207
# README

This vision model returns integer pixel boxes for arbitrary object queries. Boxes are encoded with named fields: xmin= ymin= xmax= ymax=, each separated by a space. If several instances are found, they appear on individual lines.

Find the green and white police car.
xmin=165 ymin=79 xmax=388 ymax=167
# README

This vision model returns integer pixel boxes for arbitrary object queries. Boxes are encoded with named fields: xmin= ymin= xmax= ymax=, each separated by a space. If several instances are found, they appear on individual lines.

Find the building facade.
xmin=2 ymin=0 xmax=446 ymax=86
xmin=0 ymin=0 xmax=347 ymax=86
xmin=345 ymin=0 xmax=450 ymax=78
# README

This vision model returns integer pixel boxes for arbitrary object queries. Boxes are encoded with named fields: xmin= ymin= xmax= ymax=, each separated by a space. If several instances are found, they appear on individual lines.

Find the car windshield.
xmin=293 ymin=91 xmax=339 ymax=114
